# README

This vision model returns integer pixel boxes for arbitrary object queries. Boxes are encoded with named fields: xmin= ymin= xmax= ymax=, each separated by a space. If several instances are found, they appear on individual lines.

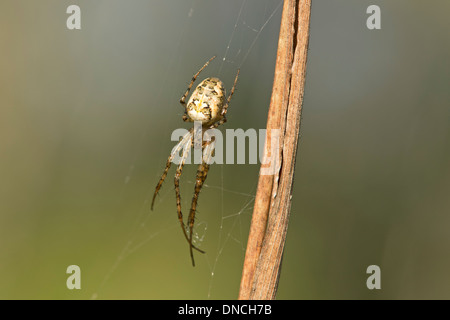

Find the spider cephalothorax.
xmin=151 ymin=56 xmax=239 ymax=266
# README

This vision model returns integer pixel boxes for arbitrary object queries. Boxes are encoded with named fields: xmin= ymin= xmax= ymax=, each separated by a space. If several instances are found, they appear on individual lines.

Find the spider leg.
xmin=224 ymin=68 xmax=240 ymax=115
xmin=187 ymin=139 xmax=215 ymax=266
xmin=151 ymin=131 xmax=192 ymax=210
xmin=209 ymin=68 xmax=240 ymax=130
xmin=174 ymin=134 xmax=206 ymax=256
xmin=182 ymin=113 xmax=191 ymax=122
xmin=180 ymin=56 xmax=217 ymax=106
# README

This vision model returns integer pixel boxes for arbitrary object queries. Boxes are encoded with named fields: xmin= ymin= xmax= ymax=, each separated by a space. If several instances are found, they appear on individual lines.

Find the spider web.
xmin=92 ymin=0 xmax=282 ymax=299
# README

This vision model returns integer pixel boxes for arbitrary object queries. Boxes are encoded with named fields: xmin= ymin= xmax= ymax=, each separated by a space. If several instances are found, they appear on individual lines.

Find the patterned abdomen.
xmin=186 ymin=77 xmax=226 ymax=125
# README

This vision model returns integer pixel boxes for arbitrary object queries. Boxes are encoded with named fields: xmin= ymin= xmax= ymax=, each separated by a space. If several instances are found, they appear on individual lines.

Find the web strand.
xmin=93 ymin=0 xmax=282 ymax=299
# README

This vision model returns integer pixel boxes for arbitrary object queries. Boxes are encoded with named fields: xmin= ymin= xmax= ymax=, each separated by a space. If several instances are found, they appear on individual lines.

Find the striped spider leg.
xmin=151 ymin=56 xmax=239 ymax=266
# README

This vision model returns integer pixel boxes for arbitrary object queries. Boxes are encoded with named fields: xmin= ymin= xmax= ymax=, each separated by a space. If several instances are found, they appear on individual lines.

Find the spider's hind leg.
xmin=179 ymin=56 xmax=216 ymax=106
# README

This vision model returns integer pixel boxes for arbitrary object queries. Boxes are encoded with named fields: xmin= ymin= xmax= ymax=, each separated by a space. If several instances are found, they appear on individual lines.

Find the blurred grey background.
xmin=0 ymin=0 xmax=449 ymax=299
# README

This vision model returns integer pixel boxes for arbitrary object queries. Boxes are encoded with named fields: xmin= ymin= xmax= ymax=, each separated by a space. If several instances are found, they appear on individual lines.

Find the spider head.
xmin=186 ymin=77 xmax=226 ymax=126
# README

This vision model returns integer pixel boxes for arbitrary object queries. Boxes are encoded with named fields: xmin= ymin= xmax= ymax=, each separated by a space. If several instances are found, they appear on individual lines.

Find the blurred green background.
xmin=1 ymin=0 xmax=450 ymax=299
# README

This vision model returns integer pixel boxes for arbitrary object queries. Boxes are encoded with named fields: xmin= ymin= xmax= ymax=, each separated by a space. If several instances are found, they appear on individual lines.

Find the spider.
xmin=151 ymin=56 xmax=240 ymax=266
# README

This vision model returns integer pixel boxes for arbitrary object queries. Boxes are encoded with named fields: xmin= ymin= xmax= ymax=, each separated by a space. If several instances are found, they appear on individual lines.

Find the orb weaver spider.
xmin=151 ymin=56 xmax=240 ymax=266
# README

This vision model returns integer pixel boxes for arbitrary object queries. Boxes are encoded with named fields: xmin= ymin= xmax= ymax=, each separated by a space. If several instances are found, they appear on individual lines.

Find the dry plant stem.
xmin=238 ymin=0 xmax=311 ymax=300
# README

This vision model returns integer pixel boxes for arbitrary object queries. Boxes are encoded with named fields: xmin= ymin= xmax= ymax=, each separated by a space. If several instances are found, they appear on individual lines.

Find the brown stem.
xmin=238 ymin=0 xmax=311 ymax=300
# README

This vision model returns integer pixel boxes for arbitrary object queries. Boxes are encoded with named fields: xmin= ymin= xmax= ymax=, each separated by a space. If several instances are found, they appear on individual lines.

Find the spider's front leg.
xmin=151 ymin=131 xmax=192 ymax=210
xmin=174 ymin=137 xmax=206 ymax=258
xmin=182 ymin=113 xmax=191 ymax=122
xmin=209 ymin=115 xmax=227 ymax=129
xmin=187 ymin=139 xmax=215 ymax=266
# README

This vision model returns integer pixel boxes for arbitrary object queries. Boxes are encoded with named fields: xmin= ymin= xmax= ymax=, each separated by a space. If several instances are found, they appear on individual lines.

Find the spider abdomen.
xmin=152 ymin=56 xmax=239 ymax=266
xmin=186 ymin=77 xmax=225 ymax=125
